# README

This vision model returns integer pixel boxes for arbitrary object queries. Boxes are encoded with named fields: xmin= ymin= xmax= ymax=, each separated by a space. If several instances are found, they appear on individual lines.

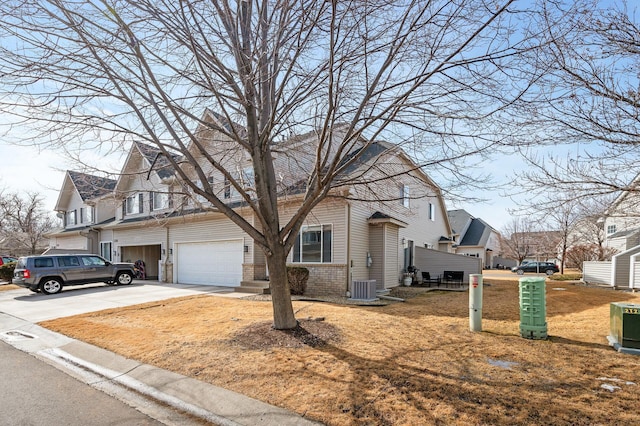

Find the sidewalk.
xmin=0 ymin=284 xmax=322 ymax=426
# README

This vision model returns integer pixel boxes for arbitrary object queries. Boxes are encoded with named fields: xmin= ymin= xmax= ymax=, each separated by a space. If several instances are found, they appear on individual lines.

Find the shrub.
xmin=0 ymin=262 xmax=16 ymax=283
xmin=548 ymin=273 xmax=582 ymax=281
xmin=287 ymin=266 xmax=309 ymax=295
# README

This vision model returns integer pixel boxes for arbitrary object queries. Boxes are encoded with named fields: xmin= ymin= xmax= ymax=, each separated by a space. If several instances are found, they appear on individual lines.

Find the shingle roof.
xmin=68 ymin=171 xmax=116 ymax=201
xmin=134 ymin=142 xmax=179 ymax=180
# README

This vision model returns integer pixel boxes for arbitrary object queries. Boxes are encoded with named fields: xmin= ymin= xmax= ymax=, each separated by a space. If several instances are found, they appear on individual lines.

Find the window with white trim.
xmin=152 ymin=191 xmax=170 ymax=210
xmin=125 ymin=193 xmax=143 ymax=215
xmin=100 ymin=241 xmax=113 ymax=261
xmin=223 ymin=167 xmax=254 ymax=200
xmin=80 ymin=206 xmax=93 ymax=224
xmin=607 ymin=224 xmax=617 ymax=235
xmin=292 ymin=224 xmax=333 ymax=263
xmin=429 ymin=203 xmax=435 ymax=221
xmin=401 ymin=185 xmax=410 ymax=208
xmin=66 ymin=210 xmax=77 ymax=226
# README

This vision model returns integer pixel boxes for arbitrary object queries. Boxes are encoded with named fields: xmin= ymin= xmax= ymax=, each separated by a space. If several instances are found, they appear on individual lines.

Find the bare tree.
xmin=514 ymin=0 xmax=640 ymax=200
xmin=0 ymin=1 xmax=534 ymax=329
xmin=501 ymin=216 xmax=540 ymax=265
xmin=0 ymin=192 xmax=53 ymax=255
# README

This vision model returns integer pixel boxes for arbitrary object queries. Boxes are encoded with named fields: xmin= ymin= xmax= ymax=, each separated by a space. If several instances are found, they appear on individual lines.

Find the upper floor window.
xmin=125 ymin=193 xmax=143 ymax=215
xmin=152 ymin=191 xmax=170 ymax=211
xmin=65 ymin=210 xmax=77 ymax=226
xmin=80 ymin=206 xmax=93 ymax=224
xmin=401 ymin=185 xmax=410 ymax=208
xmin=292 ymin=224 xmax=333 ymax=263
xmin=429 ymin=203 xmax=435 ymax=221
xmin=607 ymin=224 xmax=617 ymax=235
xmin=223 ymin=167 xmax=254 ymax=200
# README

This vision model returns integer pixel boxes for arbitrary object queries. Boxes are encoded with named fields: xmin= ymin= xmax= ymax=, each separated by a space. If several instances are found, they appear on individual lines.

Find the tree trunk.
xmin=266 ymin=245 xmax=297 ymax=330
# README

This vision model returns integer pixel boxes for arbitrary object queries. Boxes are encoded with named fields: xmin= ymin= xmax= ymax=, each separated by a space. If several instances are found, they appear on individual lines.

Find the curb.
xmin=0 ymin=313 xmax=322 ymax=426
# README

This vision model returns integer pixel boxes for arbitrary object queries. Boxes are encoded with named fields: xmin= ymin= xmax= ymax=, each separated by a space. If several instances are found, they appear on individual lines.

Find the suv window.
xmin=58 ymin=256 xmax=80 ymax=267
xmin=79 ymin=255 xmax=107 ymax=267
xmin=34 ymin=257 xmax=55 ymax=268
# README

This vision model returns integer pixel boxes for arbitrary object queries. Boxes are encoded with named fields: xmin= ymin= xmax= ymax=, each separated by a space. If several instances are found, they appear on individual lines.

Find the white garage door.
xmin=176 ymin=240 xmax=243 ymax=286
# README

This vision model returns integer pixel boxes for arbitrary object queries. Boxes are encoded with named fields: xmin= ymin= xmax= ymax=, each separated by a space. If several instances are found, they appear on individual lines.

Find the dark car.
xmin=512 ymin=261 xmax=559 ymax=276
xmin=13 ymin=254 xmax=136 ymax=294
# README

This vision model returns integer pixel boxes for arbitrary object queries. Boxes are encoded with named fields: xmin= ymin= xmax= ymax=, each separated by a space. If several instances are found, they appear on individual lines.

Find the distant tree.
xmin=0 ymin=192 xmax=53 ymax=255
xmin=565 ymin=244 xmax=617 ymax=270
xmin=501 ymin=217 xmax=541 ymax=265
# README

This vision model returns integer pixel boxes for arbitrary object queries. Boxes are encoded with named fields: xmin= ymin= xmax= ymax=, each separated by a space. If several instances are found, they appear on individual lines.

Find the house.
xmin=447 ymin=209 xmax=501 ymax=268
xmin=603 ymin=183 xmax=640 ymax=252
xmin=48 ymin=112 xmax=454 ymax=295
xmin=581 ymin=179 xmax=640 ymax=289
xmin=46 ymin=171 xmax=117 ymax=256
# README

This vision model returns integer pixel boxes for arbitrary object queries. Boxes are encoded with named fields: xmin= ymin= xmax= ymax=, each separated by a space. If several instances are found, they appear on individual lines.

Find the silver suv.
xmin=13 ymin=254 xmax=136 ymax=295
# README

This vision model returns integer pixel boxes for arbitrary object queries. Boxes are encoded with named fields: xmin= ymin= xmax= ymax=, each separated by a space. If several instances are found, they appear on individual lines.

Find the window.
xmin=607 ymin=224 xmax=617 ymax=235
xmin=80 ymin=206 xmax=93 ymax=224
xmin=100 ymin=241 xmax=113 ymax=261
xmin=292 ymin=224 xmax=332 ymax=263
xmin=429 ymin=203 xmax=435 ymax=221
xmin=58 ymin=256 xmax=80 ymax=267
xmin=241 ymin=166 xmax=255 ymax=194
xmin=152 ymin=191 xmax=169 ymax=210
xmin=125 ymin=193 xmax=143 ymax=215
xmin=79 ymin=255 xmax=107 ymax=267
xmin=223 ymin=176 xmax=232 ymax=199
xmin=223 ymin=167 xmax=253 ymax=200
xmin=401 ymin=185 xmax=410 ymax=208
xmin=65 ymin=210 xmax=77 ymax=226
xmin=34 ymin=257 xmax=54 ymax=268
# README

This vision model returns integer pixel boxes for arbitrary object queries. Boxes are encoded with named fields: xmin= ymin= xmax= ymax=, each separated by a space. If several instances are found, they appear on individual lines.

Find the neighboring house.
xmin=603 ymin=184 xmax=640 ymax=252
xmin=46 ymin=171 xmax=117 ymax=256
xmin=48 ymin=112 xmax=453 ymax=295
xmin=447 ymin=209 xmax=501 ymax=268
xmin=581 ymin=179 xmax=640 ymax=289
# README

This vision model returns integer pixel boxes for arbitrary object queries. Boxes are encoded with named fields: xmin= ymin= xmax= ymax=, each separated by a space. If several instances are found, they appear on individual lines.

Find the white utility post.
xmin=469 ymin=274 xmax=483 ymax=332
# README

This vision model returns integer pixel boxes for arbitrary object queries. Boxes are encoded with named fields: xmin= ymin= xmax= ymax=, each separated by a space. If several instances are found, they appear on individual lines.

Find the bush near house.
xmin=0 ymin=262 xmax=16 ymax=282
xmin=287 ymin=266 xmax=309 ymax=295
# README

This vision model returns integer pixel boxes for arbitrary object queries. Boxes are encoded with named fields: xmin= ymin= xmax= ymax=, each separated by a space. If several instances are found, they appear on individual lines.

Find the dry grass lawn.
xmin=41 ymin=279 xmax=640 ymax=425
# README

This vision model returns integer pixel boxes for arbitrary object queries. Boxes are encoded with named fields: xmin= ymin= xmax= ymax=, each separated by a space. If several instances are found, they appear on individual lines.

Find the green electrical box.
xmin=610 ymin=303 xmax=640 ymax=350
xmin=519 ymin=277 xmax=547 ymax=340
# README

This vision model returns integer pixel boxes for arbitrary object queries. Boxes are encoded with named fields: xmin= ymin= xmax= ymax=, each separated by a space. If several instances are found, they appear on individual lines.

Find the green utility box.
xmin=610 ymin=303 xmax=640 ymax=349
xmin=519 ymin=277 xmax=547 ymax=340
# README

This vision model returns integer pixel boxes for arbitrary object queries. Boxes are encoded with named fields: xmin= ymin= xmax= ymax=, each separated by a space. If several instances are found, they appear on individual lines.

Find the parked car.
xmin=0 ymin=255 xmax=17 ymax=266
xmin=13 ymin=254 xmax=136 ymax=295
xmin=512 ymin=261 xmax=559 ymax=276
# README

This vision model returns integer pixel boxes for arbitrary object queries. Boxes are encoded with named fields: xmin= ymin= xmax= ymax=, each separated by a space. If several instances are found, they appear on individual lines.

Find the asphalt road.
xmin=0 ymin=340 xmax=164 ymax=426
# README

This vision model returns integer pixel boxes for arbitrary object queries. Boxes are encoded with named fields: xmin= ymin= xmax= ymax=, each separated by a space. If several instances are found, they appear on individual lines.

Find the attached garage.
xmin=175 ymin=240 xmax=243 ymax=286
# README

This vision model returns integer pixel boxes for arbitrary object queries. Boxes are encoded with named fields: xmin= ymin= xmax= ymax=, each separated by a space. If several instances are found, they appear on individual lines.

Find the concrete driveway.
xmin=0 ymin=281 xmax=247 ymax=322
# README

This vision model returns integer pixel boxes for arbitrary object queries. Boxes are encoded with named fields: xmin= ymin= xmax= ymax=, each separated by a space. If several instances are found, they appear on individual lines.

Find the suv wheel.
xmin=40 ymin=278 xmax=63 ymax=295
xmin=545 ymin=269 xmax=555 ymax=276
xmin=516 ymin=269 xmax=524 ymax=275
xmin=116 ymin=272 xmax=133 ymax=285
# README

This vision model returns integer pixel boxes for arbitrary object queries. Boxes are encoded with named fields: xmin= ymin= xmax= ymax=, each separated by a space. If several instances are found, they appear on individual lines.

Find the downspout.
xmin=346 ymin=202 xmax=351 ymax=296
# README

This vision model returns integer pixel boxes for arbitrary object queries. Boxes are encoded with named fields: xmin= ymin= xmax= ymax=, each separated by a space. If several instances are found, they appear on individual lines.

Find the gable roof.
xmin=132 ymin=141 xmax=180 ymax=180
xmin=54 ymin=171 xmax=116 ymax=211
xmin=447 ymin=209 xmax=495 ymax=247
xmin=69 ymin=171 xmax=116 ymax=201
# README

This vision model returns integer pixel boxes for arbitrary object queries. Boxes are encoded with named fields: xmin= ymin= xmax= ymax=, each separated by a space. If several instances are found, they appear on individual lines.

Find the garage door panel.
xmin=176 ymin=240 xmax=243 ymax=286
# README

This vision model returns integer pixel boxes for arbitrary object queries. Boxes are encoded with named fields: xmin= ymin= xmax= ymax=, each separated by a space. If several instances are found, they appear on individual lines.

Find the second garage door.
xmin=176 ymin=240 xmax=243 ymax=286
